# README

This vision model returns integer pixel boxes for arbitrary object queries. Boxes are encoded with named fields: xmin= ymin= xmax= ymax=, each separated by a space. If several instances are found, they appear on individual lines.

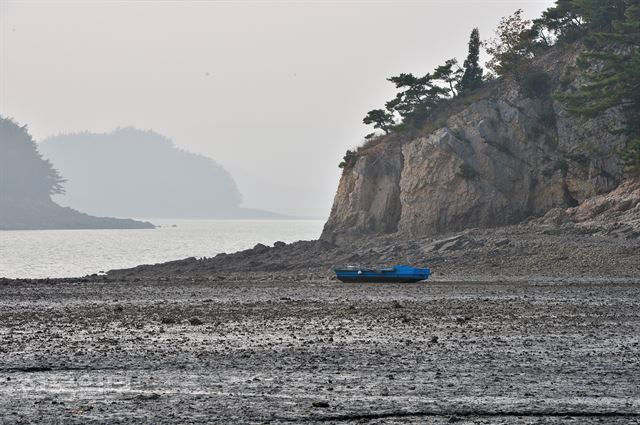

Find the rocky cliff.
xmin=322 ymin=46 xmax=629 ymax=244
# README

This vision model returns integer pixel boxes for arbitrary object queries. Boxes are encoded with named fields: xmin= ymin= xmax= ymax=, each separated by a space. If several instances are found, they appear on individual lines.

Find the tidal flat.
xmin=1 ymin=277 xmax=639 ymax=424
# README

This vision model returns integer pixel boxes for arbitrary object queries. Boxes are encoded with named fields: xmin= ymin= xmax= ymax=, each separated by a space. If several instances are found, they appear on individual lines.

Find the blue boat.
xmin=333 ymin=265 xmax=431 ymax=283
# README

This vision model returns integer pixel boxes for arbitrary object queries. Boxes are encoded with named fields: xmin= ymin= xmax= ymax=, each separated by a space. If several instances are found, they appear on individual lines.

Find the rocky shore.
xmin=102 ymin=176 xmax=638 ymax=283
xmin=108 ymin=220 xmax=640 ymax=283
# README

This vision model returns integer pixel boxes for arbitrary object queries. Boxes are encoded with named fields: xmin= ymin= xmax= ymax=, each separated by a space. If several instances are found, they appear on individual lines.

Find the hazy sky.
xmin=0 ymin=0 xmax=554 ymax=218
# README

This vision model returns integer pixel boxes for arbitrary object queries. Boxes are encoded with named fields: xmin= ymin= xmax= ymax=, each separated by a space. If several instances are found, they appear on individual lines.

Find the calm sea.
xmin=0 ymin=219 xmax=325 ymax=279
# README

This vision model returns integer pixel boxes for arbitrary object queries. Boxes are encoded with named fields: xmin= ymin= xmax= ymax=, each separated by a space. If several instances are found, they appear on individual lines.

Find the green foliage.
xmin=362 ymin=109 xmax=395 ymax=134
xmin=359 ymin=0 xmax=640 ymax=173
xmin=458 ymin=163 xmax=478 ymax=180
xmin=365 ymin=57 xmax=475 ymax=135
xmin=536 ymin=0 xmax=586 ymax=42
xmin=485 ymin=9 xmax=539 ymax=77
xmin=519 ymin=69 xmax=552 ymax=98
xmin=458 ymin=28 xmax=484 ymax=94
xmin=554 ymin=0 xmax=640 ymax=170
xmin=386 ymin=73 xmax=449 ymax=121
xmin=0 ymin=117 xmax=66 ymax=200
xmin=613 ymin=0 xmax=640 ymax=34
xmin=338 ymin=150 xmax=356 ymax=169
xmin=574 ymin=0 xmax=627 ymax=32
xmin=433 ymin=58 xmax=463 ymax=98
xmin=362 ymin=27 xmax=492 ymax=138
xmin=537 ymin=0 xmax=628 ymax=42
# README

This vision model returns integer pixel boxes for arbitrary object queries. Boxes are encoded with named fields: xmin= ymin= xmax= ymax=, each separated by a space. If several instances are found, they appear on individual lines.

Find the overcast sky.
xmin=0 ymin=0 xmax=554 ymax=218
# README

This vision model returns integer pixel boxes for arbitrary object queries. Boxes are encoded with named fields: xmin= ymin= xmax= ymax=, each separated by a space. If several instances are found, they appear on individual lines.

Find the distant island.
xmin=0 ymin=117 xmax=153 ymax=230
xmin=40 ymin=128 xmax=285 ymax=219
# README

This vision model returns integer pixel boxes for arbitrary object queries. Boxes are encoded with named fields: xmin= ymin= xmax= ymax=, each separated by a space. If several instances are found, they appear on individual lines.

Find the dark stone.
xmin=160 ymin=317 xmax=176 ymax=325
xmin=189 ymin=317 xmax=204 ymax=326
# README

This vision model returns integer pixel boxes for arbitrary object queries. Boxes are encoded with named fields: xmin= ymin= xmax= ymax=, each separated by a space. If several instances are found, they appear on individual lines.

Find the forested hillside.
xmin=0 ymin=118 xmax=153 ymax=230
xmin=40 ymin=128 xmax=283 ymax=219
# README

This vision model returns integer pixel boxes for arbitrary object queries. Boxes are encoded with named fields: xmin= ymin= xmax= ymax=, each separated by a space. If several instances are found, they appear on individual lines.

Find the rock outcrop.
xmin=542 ymin=177 xmax=640 ymax=233
xmin=321 ymin=142 xmax=404 ymax=244
xmin=322 ymin=46 xmax=629 ymax=243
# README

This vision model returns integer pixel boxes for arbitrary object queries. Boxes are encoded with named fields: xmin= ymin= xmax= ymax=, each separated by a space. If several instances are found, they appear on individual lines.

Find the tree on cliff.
xmin=536 ymin=0 xmax=627 ymax=42
xmin=568 ymin=0 xmax=626 ymax=32
xmin=385 ymin=73 xmax=449 ymax=124
xmin=556 ymin=0 xmax=640 ymax=170
xmin=458 ymin=28 xmax=484 ymax=93
xmin=338 ymin=150 xmax=356 ymax=169
xmin=536 ymin=0 xmax=585 ymax=42
xmin=0 ymin=117 xmax=65 ymax=201
xmin=433 ymin=59 xmax=463 ymax=98
xmin=485 ymin=9 xmax=539 ymax=77
xmin=362 ymin=28 xmax=490 ymax=136
xmin=0 ymin=118 xmax=155 ymax=229
xmin=362 ymin=72 xmax=450 ymax=134
xmin=363 ymin=108 xmax=395 ymax=134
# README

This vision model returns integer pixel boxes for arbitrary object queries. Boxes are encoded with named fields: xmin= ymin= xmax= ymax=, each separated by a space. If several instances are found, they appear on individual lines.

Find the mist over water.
xmin=0 ymin=219 xmax=324 ymax=279
xmin=38 ymin=128 xmax=287 ymax=219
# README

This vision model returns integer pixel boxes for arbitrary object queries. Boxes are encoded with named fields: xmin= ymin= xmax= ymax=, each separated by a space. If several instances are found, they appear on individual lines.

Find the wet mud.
xmin=1 ymin=278 xmax=639 ymax=423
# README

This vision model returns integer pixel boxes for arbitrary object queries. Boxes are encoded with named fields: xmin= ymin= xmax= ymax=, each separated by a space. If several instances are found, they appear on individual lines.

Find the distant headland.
xmin=0 ymin=117 xmax=153 ymax=230
xmin=39 ymin=127 xmax=286 ymax=220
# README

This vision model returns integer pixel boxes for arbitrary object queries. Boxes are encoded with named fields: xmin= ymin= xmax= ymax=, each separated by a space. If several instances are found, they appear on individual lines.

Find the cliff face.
xmin=321 ymin=47 xmax=628 ymax=243
xmin=321 ymin=143 xmax=404 ymax=243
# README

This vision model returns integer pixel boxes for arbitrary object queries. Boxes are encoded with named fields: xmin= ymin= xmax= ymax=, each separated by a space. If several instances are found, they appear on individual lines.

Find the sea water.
xmin=0 ymin=219 xmax=325 ymax=279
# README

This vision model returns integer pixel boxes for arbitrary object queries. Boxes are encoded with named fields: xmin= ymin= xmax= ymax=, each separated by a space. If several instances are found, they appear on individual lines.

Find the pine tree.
xmin=485 ymin=9 xmax=537 ymax=77
xmin=385 ymin=73 xmax=448 ymax=120
xmin=574 ymin=0 xmax=627 ymax=33
xmin=434 ymin=58 xmax=463 ymax=98
xmin=558 ymin=0 xmax=640 ymax=171
xmin=0 ymin=117 xmax=65 ymax=201
xmin=363 ymin=109 xmax=395 ymax=134
xmin=458 ymin=28 xmax=484 ymax=93
xmin=538 ymin=0 xmax=627 ymax=40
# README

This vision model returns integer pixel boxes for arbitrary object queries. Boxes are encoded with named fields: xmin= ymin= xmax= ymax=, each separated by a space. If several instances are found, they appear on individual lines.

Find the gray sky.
xmin=0 ymin=0 xmax=554 ymax=218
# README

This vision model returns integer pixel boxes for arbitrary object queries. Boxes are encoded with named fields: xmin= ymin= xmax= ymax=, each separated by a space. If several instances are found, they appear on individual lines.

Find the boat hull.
xmin=334 ymin=265 xmax=430 ymax=283
xmin=336 ymin=276 xmax=427 ymax=283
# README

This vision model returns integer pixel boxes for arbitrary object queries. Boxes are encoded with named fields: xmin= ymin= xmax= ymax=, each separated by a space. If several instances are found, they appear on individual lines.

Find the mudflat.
xmin=1 ymin=277 xmax=639 ymax=424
